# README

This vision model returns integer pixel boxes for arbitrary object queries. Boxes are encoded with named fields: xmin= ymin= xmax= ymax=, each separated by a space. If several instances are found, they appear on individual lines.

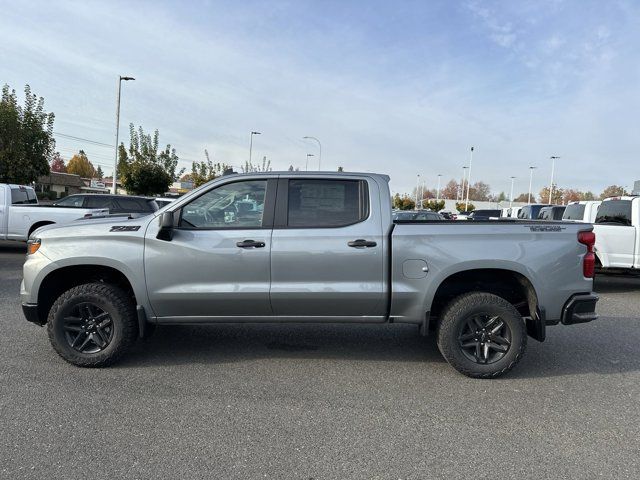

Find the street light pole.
xmin=549 ymin=156 xmax=560 ymax=204
xmin=303 ymin=136 xmax=321 ymax=170
xmin=465 ymin=147 xmax=474 ymax=211
xmin=460 ymin=166 xmax=468 ymax=201
xmin=112 ymin=75 xmax=135 ymax=194
xmin=249 ymin=131 xmax=261 ymax=166
xmin=527 ymin=166 xmax=536 ymax=204
xmin=306 ymin=153 xmax=314 ymax=171
xmin=436 ymin=174 xmax=442 ymax=202
xmin=416 ymin=174 xmax=421 ymax=209
xmin=509 ymin=176 xmax=516 ymax=208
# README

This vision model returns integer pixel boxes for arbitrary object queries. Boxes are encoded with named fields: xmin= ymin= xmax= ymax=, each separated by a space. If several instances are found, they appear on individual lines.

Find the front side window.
xmin=180 ymin=180 xmax=267 ymax=229
xmin=595 ymin=200 xmax=632 ymax=226
xmin=287 ymin=179 xmax=368 ymax=227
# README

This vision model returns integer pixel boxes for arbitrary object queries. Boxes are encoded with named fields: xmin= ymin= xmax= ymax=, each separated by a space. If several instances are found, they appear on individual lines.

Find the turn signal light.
xmin=27 ymin=239 xmax=41 ymax=255
xmin=578 ymin=231 xmax=596 ymax=278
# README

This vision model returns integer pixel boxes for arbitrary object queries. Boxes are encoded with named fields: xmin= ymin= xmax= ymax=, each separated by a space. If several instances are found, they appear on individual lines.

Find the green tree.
xmin=67 ymin=150 xmax=96 ymax=178
xmin=191 ymin=149 xmax=229 ymax=187
xmin=0 ymin=84 xmax=54 ymax=184
xmin=118 ymin=124 xmax=184 ymax=196
xmin=241 ymin=156 xmax=271 ymax=173
xmin=456 ymin=202 xmax=475 ymax=212
xmin=95 ymin=165 xmax=104 ymax=179
xmin=426 ymin=199 xmax=445 ymax=211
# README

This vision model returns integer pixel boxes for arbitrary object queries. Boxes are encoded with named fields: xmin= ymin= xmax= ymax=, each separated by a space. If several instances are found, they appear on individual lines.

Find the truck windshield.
xmin=563 ymin=204 xmax=585 ymax=220
xmin=595 ymin=200 xmax=632 ymax=226
xmin=11 ymin=187 xmax=37 ymax=204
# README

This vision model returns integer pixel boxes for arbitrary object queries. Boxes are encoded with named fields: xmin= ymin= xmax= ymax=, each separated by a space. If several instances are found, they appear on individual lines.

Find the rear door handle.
xmin=236 ymin=239 xmax=266 ymax=248
xmin=348 ymin=239 xmax=377 ymax=248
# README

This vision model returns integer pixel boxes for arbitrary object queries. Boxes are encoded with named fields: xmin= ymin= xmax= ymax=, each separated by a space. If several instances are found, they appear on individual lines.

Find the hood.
xmin=32 ymin=213 xmax=155 ymax=239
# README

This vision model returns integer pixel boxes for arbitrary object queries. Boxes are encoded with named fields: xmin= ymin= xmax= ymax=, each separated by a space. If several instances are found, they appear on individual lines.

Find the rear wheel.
xmin=47 ymin=283 xmax=137 ymax=367
xmin=437 ymin=292 xmax=526 ymax=378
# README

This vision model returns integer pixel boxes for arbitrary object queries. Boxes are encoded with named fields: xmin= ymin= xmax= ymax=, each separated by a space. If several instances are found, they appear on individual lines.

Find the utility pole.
xmin=415 ymin=174 xmax=421 ymax=209
xmin=436 ymin=174 xmax=442 ymax=202
xmin=465 ymin=147 xmax=474 ymax=211
xmin=112 ymin=75 xmax=135 ymax=194
xmin=249 ymin=131 xmax=261 ymax=166
xmin=527 ymin=166 xmax=536 ymax=204
xmin=509 ymin=176 xmax=516 ymax=208
xmin=549 ymin=156 xmax=560 ymax=204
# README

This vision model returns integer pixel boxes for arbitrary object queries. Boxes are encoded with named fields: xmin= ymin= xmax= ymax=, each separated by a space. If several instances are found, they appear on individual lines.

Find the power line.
xmin=53 ymin=132 xmax=113 ymax=148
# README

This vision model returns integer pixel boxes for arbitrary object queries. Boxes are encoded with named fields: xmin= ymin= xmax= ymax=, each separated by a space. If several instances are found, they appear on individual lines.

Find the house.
xmin=36 ymin=172 xmax=85 ymax=199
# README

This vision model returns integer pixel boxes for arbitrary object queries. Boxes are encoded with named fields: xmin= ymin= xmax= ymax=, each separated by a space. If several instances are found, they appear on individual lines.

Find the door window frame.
xmin=273 ymin=177 xmax=370 ymax=229
xmin=175 ymin=178 xmax=277 ymax=230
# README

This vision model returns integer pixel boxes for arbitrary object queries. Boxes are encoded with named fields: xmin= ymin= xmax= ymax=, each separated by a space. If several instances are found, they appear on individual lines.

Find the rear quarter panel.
xmin=391 ymin=222 xmax=593 ymax=323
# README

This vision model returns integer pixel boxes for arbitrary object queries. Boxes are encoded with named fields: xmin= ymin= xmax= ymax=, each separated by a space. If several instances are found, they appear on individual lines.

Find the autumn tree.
xmin=600 ymin=185 xmax=625 ymax=199
xmin=0 ymin=84 xmax=54 ymax=184
xmin=50 ymin=153 xmax=66 ymax=173
xmin=456 ymin=202 xmax=475 ymax=212
xmin=67 ymin=150 xmax=96 ymax=178
xmin=426 ymin=200 xmax=445 ymax=211
xmin=117 ymin=124 xmax=184 ymax=196
xmin=440 ymin=179 xmax=460 ymax=200
xmin=191 ymin=149 xmax=230 ymax=188
xmin=538 ymin=185 xmax=564 ymax=204
xmin=513 ymin=193 xmax=530 ymax=202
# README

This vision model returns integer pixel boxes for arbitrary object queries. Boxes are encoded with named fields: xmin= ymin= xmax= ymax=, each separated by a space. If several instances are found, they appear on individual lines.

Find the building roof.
xmin=37 ymin=171 xmax=85 ymax=187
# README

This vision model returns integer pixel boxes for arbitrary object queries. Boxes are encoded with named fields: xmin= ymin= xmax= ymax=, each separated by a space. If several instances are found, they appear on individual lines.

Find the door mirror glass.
xmin=157 ymin=211 xmax=174 ymax=241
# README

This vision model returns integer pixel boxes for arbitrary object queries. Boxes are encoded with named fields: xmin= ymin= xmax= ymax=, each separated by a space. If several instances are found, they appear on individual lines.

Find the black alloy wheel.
xmin=62 ymin=302 xmax=114 ymax=354
xmin=457 ymin=314 xmax=511 ymax=364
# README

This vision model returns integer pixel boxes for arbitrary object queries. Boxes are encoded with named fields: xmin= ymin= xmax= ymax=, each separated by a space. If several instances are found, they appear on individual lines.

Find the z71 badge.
xmin=109 ymin=226 xmax=141 ymax=232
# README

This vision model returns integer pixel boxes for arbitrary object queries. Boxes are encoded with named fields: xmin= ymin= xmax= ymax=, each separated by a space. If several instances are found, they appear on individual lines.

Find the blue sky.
xmin=1 ymin=0 xmax=639 ymax=195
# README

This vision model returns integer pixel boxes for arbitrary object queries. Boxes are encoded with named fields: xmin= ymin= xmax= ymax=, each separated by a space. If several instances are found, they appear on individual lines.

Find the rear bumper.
xmin=22 ymin=303 xmax=45 ymax=326
xmin=561 ymin=293 xmax=598 ymax=325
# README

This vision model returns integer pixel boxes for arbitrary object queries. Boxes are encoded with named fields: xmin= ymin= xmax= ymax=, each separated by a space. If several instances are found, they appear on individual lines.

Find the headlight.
xmin=27 ymin=238 xmax=41 ymax=255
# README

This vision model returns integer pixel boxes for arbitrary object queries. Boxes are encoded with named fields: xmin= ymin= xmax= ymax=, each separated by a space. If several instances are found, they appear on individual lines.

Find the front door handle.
xmin=236 ymin=239 xmax=266 ymax=248
xmin=348 ymin=239 xmax=377 ymax=248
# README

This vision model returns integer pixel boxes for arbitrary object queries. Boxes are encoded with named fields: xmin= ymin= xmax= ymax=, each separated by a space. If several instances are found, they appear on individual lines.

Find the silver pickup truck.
xmin=21 ymin=172 xmax=598 ymax=377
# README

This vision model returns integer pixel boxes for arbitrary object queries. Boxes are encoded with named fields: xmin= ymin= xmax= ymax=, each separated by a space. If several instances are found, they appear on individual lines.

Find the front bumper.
xmin=561 ymin=293 xmax=598 ymax=325
xmin=22 ymin=303 xmax=45 ymax=326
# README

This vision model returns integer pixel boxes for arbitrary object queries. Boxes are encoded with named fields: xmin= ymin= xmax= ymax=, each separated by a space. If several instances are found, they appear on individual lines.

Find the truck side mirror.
xmin=157 ymin=211 xmax=174 ymax=241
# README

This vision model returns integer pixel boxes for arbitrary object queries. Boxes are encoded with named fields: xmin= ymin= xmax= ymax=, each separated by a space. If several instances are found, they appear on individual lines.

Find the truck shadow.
xmin=120 ymin=318 xmax=640 ymax=379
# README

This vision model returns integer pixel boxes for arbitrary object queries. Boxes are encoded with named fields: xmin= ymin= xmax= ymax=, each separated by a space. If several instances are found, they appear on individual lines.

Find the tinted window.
xmin=55 ymin=195 xmax=85 ymax=207
xmin=181 ymin=180 xmax=266 ymax=228
xmin=11 ymin=187 xmax=37 ymax=204
xmin=116 ymin=197 xmax=154 ymax=212
xmin=517 ymin=207 xmax=529 ymax=219
xmin=563 ymin=204 xmax=585 ymax=220
xmin=595 ymin=200 xmax=632 ymax=226
xmin=85 ymin=196 xmax=112 ymax=209
xmin=287 ymin=179 xmax=368 ymax=227
xmin=552 ymin=206 xmax=565 ymax=220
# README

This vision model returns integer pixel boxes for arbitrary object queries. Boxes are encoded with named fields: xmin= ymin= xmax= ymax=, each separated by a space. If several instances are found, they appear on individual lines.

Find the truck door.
xmin=144 ymin=177 xmax=276 ymax=320
xmin=269 ymin=177 xmax=386 ymax=320
xmin=594 ymin=200 xmax=636 ymax=268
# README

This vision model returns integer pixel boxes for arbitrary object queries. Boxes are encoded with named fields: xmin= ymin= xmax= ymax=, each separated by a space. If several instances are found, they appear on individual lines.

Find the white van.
xmin=562 ymin=201 xmax=601 ymax=223
xmin=592 ymin=197 xmax=640 ymax=271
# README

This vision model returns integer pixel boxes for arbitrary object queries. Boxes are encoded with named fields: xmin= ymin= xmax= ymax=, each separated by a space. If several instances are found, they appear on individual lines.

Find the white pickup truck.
xmin=592 ymin=196 xmax=640 ymax=271
xmin=0 ymin=184 xmax=108 ymax=242
xmin=562 ymin=201 xmax=602 ymax=223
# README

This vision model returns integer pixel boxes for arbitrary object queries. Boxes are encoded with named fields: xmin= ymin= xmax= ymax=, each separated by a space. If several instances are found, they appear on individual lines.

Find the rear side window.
xmin=11 ymin=187 xmax=37 ymax=204
xmin=563 ymin=204 xmax=585 ymax=220
xmin=595 ymin=200 xmax=632 ymax=226
xmin=85 ymin=196 xmax=112 ymax=209
xmin=538 ymin=209 xmax=550 ymax=220
xmin=287 ymin=179 xmax=369 ymax=227
xmin=517 ymin=207 xmax=529 ymax=219
xmin=55 ymin=196 xmax=84 ymax=207
xmin=552 ymin=207 xmax=565 ymax=220
xmin=116 ymin=197 xmax=154 ymax=212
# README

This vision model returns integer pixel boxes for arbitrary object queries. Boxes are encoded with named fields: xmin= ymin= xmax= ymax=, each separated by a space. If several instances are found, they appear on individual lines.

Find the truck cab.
xmin=593 ymin=197 xmax=640 ymax=270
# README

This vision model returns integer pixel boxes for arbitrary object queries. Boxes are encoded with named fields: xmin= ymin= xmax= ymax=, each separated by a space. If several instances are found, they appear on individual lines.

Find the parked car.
xmin=54 ymin=194 xmax=159 ymax=215
xmin=466 ymin=209 xmax=502 ymax=220
xmin=592 ymin=196 xmax=640 ymax=272
xmin=517 ymin=204 xmax=552 ymax=219
xmin=0 ymin=184 xmax=108 ymax=241
xmin=537 ymin=206 xmax=566 ymax=220
xmin=562 ymin=201 xmax=602 ymax=223
xmin=439 ymin=211 xmax=456 ymax=220
xmin=393 ymin=210 xmax=444 ymax=221
xmin=21 ymin=172 xmax=597 ymax=378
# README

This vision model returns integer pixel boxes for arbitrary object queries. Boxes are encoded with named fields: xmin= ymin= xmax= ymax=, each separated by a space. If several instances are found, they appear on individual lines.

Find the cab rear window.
xmin=595 ymin=200 xmax=632 ymax=226
xmin=563 ymin=204 xmax=585 ymax=220
xmin=11 ymin=187 xmax=37 ymax=204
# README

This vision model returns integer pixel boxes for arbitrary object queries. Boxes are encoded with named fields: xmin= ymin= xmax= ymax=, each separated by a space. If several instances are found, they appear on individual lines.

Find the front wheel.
xmin=47 ymin=283 xmax=137 ymax=367
xmin=437 ymin=292 xmax=527 ymax=378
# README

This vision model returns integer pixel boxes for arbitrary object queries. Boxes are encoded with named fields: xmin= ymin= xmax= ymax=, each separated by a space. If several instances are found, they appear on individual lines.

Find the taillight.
xmin=578 ymin=230 xmax=596 ymax=278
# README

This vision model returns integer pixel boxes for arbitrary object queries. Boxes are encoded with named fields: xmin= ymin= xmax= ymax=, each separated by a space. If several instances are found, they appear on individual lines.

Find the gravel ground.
xmin=1 ymin=240 xmax=639 ymax=479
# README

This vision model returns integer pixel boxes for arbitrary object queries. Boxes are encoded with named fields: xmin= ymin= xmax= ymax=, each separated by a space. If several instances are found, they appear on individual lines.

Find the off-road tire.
xmin=437 ymin=292 xmax=527 ymax=378
xmin=47 ymin=282 xmax=137 ymax=367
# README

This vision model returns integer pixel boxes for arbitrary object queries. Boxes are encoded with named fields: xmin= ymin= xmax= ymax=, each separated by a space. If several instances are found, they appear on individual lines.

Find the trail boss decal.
xmin=528 ymin=225 xmax=565 ymax=232
xmin=109 ymin=226 xmax=141 ymax=232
